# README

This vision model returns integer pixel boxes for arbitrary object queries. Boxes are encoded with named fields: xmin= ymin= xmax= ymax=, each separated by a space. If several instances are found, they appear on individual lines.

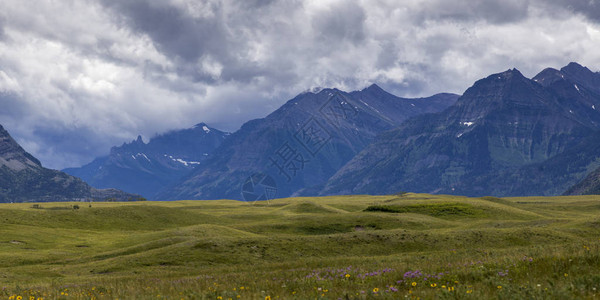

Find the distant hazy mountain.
xmin=158 ymin=84 xmax=458 ymax=200
xmin=0 ymin=124 xmax=136 ymax=202
xmin=321 ymin=63 xmax=600 ymax=197
xmin=63 ymin=123 xmax=229 ymax=199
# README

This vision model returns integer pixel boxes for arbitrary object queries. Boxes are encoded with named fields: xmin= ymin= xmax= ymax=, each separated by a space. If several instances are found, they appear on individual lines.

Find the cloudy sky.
xmin=0 ymin=0 xmax=599 ymax=169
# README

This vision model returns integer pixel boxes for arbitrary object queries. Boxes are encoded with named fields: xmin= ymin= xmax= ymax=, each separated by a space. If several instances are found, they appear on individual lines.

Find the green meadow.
xmin=1 ymin=193 xmax=600 ymax=299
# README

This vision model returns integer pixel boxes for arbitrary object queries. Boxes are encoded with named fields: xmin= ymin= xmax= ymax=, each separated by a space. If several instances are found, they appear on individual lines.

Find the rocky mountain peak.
xmin=157 ymin=84 xmax=458 ymax=200
xmin=111 ymin=135 xmax=146 ymax=155
xmin=562 ymin=62 xmax=592 ymax=75
xmin=560 ymin=62 xmax=600 ymax=94
xmin=358 ymin=83 xmax=397 ymax=99
xmin=532 ymin=68 xmax=564 ymax=86
xmin=0 ymin=123 xmax=138 ymax=202
xmin=193 ymin=123 xmax=214 ymax=134
xmin=451 ymin=67 xmax=544 ymax=120
xmin=363 ymin=83 xmax=384 ymax=92
xmin=532 ymin=63 xmax=598 ymax=88
xmin=0 ymin=124 xmax=42 ymax=171
xmin=320 ymin=62 xmax=600 ymax=198
xmin=64 ymin=122 xmax=229 ymax=199
xmin=500 ymin=68 xmax=525 ymax=79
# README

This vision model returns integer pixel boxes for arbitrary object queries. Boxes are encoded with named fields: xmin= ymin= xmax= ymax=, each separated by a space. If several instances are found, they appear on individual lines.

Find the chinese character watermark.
xmin=241 ymin=91 xmax=361 ymax=202
xmin=241 ymin=173 xmax=277 ymax=203
xmin=268 ymin=142 xmax=310 ymax=182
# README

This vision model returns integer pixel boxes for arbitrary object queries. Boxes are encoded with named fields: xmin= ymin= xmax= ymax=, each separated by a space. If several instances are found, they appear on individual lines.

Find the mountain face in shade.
xmin=0 ymin=124 xmax=137 ymax=202
xmin=564 ymin=157 xmax=600 ymax=195
xmin=552 ymin=64 xmax=600 ymax=195
xmin=157 ymin=85 xmax=458 ymax=200
xmin=321 ymin=63 xmax=600 ymax=197
xmin=63 ymin=123 xmax=229 ymax=199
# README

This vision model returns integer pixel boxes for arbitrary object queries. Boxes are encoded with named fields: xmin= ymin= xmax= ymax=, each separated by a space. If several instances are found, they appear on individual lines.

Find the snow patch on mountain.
xmin=131 ymin=153 xmax=151 ymax=162
xmin=164 ymin=155 xmax=201 ymax=167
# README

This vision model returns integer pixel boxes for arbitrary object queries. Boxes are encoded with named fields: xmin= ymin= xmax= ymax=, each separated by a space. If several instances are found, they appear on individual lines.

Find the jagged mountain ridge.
xmin=63 ymin=123 xmax=229 ymax=199
xmin=0 ymin=124 xmax=137 ymax=202
xmin=320 ymin=63 xmax=600 ymax=197
xmin=157 ymin=85 xmax=458 ymax=200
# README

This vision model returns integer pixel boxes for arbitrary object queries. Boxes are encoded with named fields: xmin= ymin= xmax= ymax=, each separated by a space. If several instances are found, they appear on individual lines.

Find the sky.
xmin=0 ymin=0 xmax=600 ymax=169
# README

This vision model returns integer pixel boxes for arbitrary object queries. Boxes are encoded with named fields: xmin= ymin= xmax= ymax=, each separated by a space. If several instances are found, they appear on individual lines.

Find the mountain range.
xmin=321 ymin=63 xmax=600 ymax=197
xmin=7 ymin=62 xmax=600 ymax=202
xmin=0 ymin=124 xmax=138 ymax=202
xmin=156 ymin=85 xmax=458 ymax=200
xmin=63 ymin=123 xmax=228 ymax=199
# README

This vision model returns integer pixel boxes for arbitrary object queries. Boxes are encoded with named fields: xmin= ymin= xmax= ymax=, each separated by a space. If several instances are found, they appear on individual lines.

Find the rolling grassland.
xmin=1 ymin=194 xmax=600 ymax=299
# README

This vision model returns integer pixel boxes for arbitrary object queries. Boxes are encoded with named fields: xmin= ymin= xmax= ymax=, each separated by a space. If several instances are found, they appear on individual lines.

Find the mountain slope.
xmin=158 ymin=85 xmax=458 ymax=200
xmin=564 ymin=165 xmax=600 ymax=195
xmin=64 ymin=123 xmax=229 ymax=199
xmin=321 ymin=63 xmax=600 ymax=197
xmin=0 ymin=124 xmax=137 ymax=202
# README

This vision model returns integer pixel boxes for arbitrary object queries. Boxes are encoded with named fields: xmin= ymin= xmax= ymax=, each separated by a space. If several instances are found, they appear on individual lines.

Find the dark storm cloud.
xmin=1 ymin=0 xmax=599 ymax=169
xmin=311 ymin=1 xmax=366 ymax=44
xmin=408 ymin=0 xmax=530 ymax=25
xmin=0 ymin=93 xmax=101 ymax=168
xmin=542 ymin=0 xmax=600 ymax=22
xmin=100 ymin=1 xmax=227 ymax=62
xmin=29 ymin=124 xmax=122 ymax=169
xmin=0 ymin=92 xmax=28 ymax=119
xmin=0 ymin=17 xmax=5 ymax=41
xmin=98 ymin=0 xmax=298 ymax=86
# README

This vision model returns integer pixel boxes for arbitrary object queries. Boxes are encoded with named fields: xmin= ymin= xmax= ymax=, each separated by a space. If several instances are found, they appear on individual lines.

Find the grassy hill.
xmin=1 ymin=194 xmax=600 ymax=299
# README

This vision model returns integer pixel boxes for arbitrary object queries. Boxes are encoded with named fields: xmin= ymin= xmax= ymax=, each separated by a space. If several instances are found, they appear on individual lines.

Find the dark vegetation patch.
xmin=480 ymin=196 xmax=514 ymax=206
xmin=364 ymin=203 xmax=486 ymax=218
xmin=280 ymin=202 xmax=339 ymax=214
